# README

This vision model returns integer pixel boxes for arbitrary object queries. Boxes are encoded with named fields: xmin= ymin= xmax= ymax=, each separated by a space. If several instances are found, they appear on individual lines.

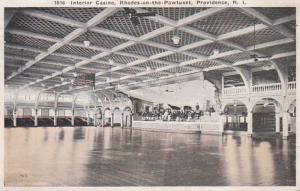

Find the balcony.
xmin=223 ymin=82 xmax=296 ymax=97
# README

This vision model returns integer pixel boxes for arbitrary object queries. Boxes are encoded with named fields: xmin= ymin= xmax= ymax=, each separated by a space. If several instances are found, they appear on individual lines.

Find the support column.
xmin=130 ymin=114 xmax=133 ymax=128
xmin=282 ymin=111 xmax=289 ymax=139
xmin=275 ymin=113 xmax=281 ymax=133
xmin=34 ymin=108 xmax=38 ymax=126
xmin=111 ymin=113 xmax=114 ymax=128
xmin=219 ymin=114 xmax=224 ymax=135
xmin=54 ymin=109 xmax=57 ymax=127
xmin=247 ymin=112 xmax=253 ymax=136
xmin=71 ymin=109 xmax=75 ymax=126
xmin=13 ymin=108 xmax=17 ymax=127
xmin=102 ymin=113 xmax=105 ymax=127
xmin=93 ymin=111 xmax=96 ymax=127
xmin=121 ymin=113 xmax=124 ymax=128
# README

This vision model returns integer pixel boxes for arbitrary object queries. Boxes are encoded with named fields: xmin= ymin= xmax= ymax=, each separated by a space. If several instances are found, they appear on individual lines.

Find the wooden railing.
xmin=288 ymin=81 xmax=296 ymax=90
xmin=223 ymin=86 xmax=247 ymax=96
xmin=252 ymin=83 xmax=281 ymax=93
xmin=223 ymin=81 xmax=296 ymax=97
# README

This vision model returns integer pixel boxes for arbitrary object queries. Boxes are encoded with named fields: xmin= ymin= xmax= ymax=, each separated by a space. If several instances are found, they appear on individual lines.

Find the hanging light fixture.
xmin=109 ymin=59 xmax=114 ymax=65
xmin=84 ymin=40 xmax=90 ymax=47
xmin=213 ymin=49 xmax=219 ymax=55
xmin=41 ymin=83 xmax=45 ymax=87
xmin=83 ymin=32 xmax=90 ymax=47
xmin=172 ymin=36 xmax=180 ymax=45
xmin=172 ymin=28 xmax=180 ymax=45
xmin=263 ymin=64 xmax=274 ymax=71
xmin=233 ymin=100 xmax=238 ymax=107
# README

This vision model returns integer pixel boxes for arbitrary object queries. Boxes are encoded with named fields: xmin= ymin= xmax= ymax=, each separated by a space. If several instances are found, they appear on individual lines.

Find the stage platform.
xmin=132 ymin=120 xmax=221 ymax=134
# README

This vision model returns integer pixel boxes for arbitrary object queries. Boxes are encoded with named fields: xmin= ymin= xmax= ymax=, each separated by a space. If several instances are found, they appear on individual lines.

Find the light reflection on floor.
xmin=4 ymin=127 xmax=295 ymax=186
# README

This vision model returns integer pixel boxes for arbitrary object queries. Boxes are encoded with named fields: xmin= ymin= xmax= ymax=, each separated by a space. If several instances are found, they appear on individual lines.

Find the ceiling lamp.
xmin=41 ymin=83 xmax=45 ymax=87
xmin=84 ymin=40 xmax=90 ymax=47
xmin=233 ymin=100 xmax=238 ymax=107
xmin=213 ymin=49 xmax=219 ymax=55
xmin=60 ymin=76 xmax=64 ymax=82
xmin=172 ymin=36 xmax=180 ymax=45
xmin=263 ymin=65 xmax=274 ymax=71
xmin=108 ymin=59 xmax=114 ymax=65
xmin=73 ymin=72 xmax=78 ymax=77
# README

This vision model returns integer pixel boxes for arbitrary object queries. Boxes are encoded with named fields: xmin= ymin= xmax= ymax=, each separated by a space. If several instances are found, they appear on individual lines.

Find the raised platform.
xmin=132 ymin=120 xmax=221 ymax=134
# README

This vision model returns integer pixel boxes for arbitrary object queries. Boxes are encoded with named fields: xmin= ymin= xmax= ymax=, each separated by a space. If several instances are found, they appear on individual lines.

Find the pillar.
xmin=13 ymin=108 xmax=17 ymax=127
xmin=130 ymin=114 xmax=133 ymax=128
xmin=71 ymin=109 xmax=75 ymax=126
xmin=275 ymin=113 xmax=281 ymax=133
xmin=111 ymin=113 xmax=114 ymax=128
xmin=121 ymin=113 xmax=124 ymax=128
xmin=93 ymin=112 xmax=96 ymax=127
xmin=219 ymin=115 xmax=224 ymax=135
xmin=102 ymin=113 xmax=105 ymax=127
xmin=34 ymin=108 xmax=38 ymax=126
xmin=282 ymin=111 xmax=289 ymax=139
xmin=125 ymin=115 xmax=128 ymax=127
xmin=54 ymin=109 xmax=57 ymax=126
xmin=247 ymin=112 xmax=253 ymax=136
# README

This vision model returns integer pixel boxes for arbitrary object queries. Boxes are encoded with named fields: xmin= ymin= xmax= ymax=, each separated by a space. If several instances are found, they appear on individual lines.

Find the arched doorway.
xmin=288 ymin=99 xmax=296 ymax=134
xmin=112 ymin=107 xmax=121 ymax=127
xmin=223 ymin=101 xmax=248 ymax=131
xmin=103 ymin=108 xmax=111 ymax=127
xmin=252 ymin=98 xmax=281 ymax=132
xmin=123 ymin=106 xmax=132 ymax=127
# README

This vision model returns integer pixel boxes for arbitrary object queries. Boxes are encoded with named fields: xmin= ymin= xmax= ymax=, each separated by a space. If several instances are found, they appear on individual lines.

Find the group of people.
xmin=141 ymin=104 xmax=215 ymax=122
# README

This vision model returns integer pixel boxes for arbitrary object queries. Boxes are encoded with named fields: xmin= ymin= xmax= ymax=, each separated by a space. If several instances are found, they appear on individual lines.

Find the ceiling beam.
xmin=4 ymin=9 xmax=17 ymax=29
xmin=236 ymin=7 xmax=295 ymax=40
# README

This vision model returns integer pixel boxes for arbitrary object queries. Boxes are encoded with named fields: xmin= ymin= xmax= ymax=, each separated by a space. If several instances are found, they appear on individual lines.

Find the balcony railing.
xmin=223 ymin=82 xmax=296 ymax=97
xmin=252 ymin=83 xmax=281 ymax=93
xmin=288 ymin=81 xmax=296 ymax=90
xmin=223 ymin=86 xmax=247 ymax=96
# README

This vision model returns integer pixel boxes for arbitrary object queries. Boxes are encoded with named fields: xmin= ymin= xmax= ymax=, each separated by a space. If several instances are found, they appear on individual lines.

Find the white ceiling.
xmin=4 ymin=7 xmax=296 ymax=95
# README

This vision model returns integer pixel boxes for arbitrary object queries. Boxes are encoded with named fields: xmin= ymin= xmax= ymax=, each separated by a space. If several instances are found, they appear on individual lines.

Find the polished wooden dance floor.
xmin=5 ymin=126 xmax=295 ymax=186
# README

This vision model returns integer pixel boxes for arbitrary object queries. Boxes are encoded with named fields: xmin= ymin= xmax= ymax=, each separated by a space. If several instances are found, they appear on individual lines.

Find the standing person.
xmin=196 ymin=103 xmax=200 ymax=111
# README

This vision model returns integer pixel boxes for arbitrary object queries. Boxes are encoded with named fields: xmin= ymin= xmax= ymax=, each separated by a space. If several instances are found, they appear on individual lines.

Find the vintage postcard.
xmin=0 ymin=0 xmax=299 ymax=190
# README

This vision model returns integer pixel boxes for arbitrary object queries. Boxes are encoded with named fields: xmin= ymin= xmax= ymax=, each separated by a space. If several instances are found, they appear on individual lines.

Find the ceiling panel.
xmin=188 ymin=8 xmax=258 ymax=36
xmin=97 ymin=10 xmax=164 ymax=37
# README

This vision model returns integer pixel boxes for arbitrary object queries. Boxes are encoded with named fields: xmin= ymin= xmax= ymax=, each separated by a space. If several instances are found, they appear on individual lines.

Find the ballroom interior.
xmin=3 ymin=7 xmax=297 ymax=186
